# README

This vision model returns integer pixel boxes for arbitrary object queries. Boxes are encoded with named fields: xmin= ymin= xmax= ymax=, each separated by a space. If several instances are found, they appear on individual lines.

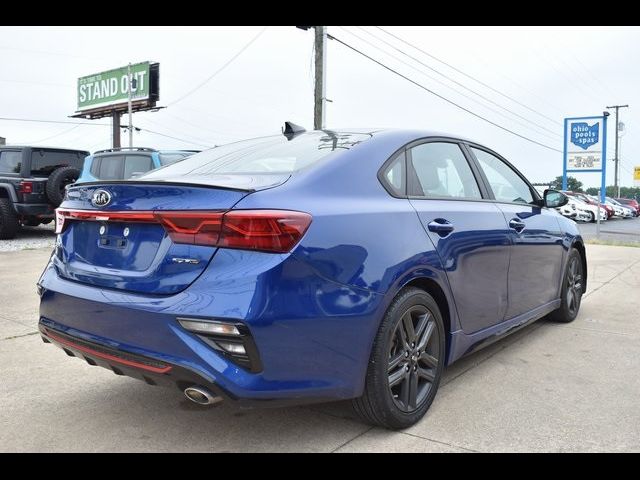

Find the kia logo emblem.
xmin=92 ymin=189 xmax=111 ymax=207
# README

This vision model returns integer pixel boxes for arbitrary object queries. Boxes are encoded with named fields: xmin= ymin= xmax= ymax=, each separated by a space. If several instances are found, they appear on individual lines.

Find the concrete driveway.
xmin=1 ymin=245 xmax=639 ymax=452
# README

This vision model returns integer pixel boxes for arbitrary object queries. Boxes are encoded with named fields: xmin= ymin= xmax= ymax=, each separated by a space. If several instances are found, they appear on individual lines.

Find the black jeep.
xmin=0 ymin=146 xmax=88 ymax=239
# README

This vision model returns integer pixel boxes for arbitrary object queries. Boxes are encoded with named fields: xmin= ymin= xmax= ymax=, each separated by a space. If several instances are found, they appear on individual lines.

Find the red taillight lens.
xmin=19 ymin=181 xmax=33 ymax=194
xmin=155 ymin=212 xmax=224 ymax=246
xmin=54 ymin=209 xmax=312 ymax=253
xmin=218 ymin=210 xmax=312 ymax=253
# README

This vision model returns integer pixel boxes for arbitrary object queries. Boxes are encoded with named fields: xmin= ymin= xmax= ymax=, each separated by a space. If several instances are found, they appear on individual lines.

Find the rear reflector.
xmin=55 ymin=208 xmax=312 ymax=253
xmin=45 ymin=330 xmax=172 ymax=374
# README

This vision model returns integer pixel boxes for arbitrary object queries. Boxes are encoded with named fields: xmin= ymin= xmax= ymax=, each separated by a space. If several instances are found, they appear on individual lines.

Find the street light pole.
xmin=606 ymin=104 xmax=629 ymax=198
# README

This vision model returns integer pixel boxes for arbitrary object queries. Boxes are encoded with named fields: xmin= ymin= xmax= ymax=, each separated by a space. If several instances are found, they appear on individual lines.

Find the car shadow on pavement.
xmin=68 ymin=320 xmax=547 ymax=451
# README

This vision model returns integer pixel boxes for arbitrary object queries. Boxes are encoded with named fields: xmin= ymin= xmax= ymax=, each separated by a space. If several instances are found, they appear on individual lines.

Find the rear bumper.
xmin=38 ymin=249 xmax=384 ymax=404
xmin=39 ymin=321 xmax=330 ymax=407
xmin=14 ymin=202 xmax=54 ymax=217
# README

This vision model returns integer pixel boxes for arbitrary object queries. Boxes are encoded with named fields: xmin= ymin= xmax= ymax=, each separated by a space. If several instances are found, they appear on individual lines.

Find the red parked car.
xmin=615 ymin=198 xmax=640 ymax=216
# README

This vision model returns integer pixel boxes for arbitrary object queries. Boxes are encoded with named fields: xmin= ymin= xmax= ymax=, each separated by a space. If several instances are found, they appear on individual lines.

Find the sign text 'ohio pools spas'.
xmin=566 ymin=120 xmax=602 ymax=170
xmin=570 ymin=122 xmax=599 ymax=149
xmin=77 ymin=62 xmax=151 ymax=111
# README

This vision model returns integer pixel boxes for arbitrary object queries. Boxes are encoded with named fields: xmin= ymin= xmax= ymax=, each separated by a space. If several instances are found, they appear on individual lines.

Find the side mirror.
xmin=544 ymin=189 xmax=568 ymax=208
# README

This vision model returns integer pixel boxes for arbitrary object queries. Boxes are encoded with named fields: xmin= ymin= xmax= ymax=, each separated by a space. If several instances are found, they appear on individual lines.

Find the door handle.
xmin=509 ymin=218 xmax=526 ymax=232
xmin=427 ymin=219 xmax=454 ymax=236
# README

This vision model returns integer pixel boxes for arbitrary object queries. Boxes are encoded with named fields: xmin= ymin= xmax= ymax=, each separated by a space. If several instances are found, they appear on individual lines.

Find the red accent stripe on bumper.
xmin=46 ymin=331 xmax=172 ymax=374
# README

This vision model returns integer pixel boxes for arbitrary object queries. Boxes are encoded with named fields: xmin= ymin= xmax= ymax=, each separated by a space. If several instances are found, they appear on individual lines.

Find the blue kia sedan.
xmin=37 ymin=127 xmax=585 ymax=429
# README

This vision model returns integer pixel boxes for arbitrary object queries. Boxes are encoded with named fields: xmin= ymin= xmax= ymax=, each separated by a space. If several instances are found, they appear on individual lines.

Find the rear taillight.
xmin=217 ymin=210 xmax=312 ymax=253
xmin=18 ymin=181 xmax=33 ymax=194
xmin=54 ymin=209 xmax=312 ymax=253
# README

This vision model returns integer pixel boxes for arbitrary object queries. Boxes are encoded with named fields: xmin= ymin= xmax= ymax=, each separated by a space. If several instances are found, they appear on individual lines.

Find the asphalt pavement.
xmin=578 ymin=216 xmax=640 ymax=243
xmin=1 ymin=245 xmax=639 ymax=452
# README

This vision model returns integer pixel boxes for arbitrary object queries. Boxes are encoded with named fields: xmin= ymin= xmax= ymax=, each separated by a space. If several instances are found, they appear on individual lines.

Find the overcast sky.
xmin=1 ymin=26 xmax=639 ymax=188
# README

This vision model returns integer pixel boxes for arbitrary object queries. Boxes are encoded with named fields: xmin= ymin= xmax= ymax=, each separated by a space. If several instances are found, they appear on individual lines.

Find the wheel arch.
xmin=0 ymin=184 xmax=18 ymax=203
xmin=400 ymin=275 xmax=455 ymax=364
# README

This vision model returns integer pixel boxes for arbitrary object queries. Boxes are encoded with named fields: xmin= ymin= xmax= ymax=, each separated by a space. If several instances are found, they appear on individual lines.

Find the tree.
xmin=550 ymin=176 xmax=583 ymax=192
xmin=584 ymin=186 xmax=640 ymax=199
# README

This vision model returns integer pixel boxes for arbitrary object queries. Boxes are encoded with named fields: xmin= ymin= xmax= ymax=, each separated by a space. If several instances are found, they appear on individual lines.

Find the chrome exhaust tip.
xmin=184 ymin=386 xmax=223 ymax=406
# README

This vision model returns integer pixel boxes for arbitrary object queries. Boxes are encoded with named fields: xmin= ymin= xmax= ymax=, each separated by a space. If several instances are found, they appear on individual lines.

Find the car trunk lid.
xmin=53 ymin=182 xmax=252 ymax=295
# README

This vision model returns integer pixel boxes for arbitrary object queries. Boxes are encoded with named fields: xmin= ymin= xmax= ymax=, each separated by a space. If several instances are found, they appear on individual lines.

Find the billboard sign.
xmin=563 ymin=115 xmax=608 ymax=203
xmin=77 ymin=62 xmax=158 ymax=112
xmin=634 ymin=166 xmax=640 ymax=187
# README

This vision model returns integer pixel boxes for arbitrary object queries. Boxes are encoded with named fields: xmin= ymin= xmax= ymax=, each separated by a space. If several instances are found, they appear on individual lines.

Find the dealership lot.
xmin=1 ymin=244 xmax=639 ymax=452
xmin=578 ymin=216 xmax=640 ymax=243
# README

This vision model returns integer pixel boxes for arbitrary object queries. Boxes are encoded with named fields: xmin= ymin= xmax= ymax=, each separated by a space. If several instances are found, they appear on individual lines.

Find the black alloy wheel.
xmin=548 ymin=248 xmax=584 ymax=323
xmin=353 ymin=287 xmax=445 ymax=429
xmin=565 ymin=253 xmax=583 ymax=318
xmin=387 ymin=305 xmax=439 ymax=412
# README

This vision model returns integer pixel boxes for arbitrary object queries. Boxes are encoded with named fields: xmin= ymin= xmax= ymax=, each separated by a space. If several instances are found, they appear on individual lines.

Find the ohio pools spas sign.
xmin=565 ymin=119 xmax=603 ymax=170
xmin=77 ymin=62 xmax=152 ymax=111
xmin=570 ymin=122 xmax=599 ymax=150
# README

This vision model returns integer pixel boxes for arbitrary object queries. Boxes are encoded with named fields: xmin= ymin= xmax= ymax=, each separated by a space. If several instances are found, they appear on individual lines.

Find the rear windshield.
xmin=141 ymin=131 xmax=371 ymax=179
xmin=31 ymin=149 xmax=86 ymax=176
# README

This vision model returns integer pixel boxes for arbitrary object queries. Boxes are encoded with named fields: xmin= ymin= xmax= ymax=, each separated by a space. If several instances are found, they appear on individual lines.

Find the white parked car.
xmin=569 ymin=196 xmax=607 ymax=222
xmin=606 ymin=197 xmax=634 ymax=218
xmin=555 ymin=199 xmax=590 ymax=222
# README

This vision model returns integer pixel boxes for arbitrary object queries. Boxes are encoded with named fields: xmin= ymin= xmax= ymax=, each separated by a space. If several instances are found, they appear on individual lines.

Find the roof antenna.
xmin=283 ymin=121 xmax=306 ymax=140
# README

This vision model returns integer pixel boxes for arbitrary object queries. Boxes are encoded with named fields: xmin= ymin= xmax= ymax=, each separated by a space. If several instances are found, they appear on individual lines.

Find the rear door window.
xmin=0 ymin=150 xmax=22 ymax=174
xmin=31 ymin=150 xmax=85 ymax=176
xmin=408 ymin=142 xmax=482 ymax=199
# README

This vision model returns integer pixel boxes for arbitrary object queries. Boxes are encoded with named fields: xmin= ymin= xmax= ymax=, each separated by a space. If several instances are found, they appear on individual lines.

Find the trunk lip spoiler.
xmin=68 ymin=180 xmax=256 ymax=193
xmin=69 ymin=174 xmax=293 ymax=193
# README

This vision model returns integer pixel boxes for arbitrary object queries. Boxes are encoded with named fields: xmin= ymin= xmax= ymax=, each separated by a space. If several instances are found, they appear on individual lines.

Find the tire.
xmin=588 ymin=211 xmax=595 ymax=223
xmin=0 ymin=198 xmax=19 ymax=240
xmin=352 ymin=287 xmax=445 ymax=429
xmin=46 ymin=166 xmax=80 ymax=207
xmin=548 ymin=248 xmax=584 ymax=323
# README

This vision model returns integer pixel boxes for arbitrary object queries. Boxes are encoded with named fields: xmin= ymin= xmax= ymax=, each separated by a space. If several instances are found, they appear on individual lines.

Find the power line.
xmin=135 ymin=117 xmax=216 ymax=148
xmin=0 ymin=78 xmax=74 ymax=89
xmin=135 ymin=125 xmax=213 ymax=149
xmin=341 ymin=27 xmax=561 ymax=142
xmin=0 ymin=116 xmax=110 ymax=126
xmin=374 ymin=26 xmax=563 ymax=127
xmin=352 ymin=27 xmax=561 ymax=139
xmin=20 ymin=124 xmax=81 ymax=144
xmin=167 ymin=27 xmax=268 ymax=106
xmin=0 ymin=116 xmax=211 ymax=148
xmin=327 ymin=33 xmax=562 ymax=153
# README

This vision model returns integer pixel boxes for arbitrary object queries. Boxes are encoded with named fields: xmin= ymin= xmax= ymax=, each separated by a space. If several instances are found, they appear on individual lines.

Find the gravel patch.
xmin=0 ymin=224 xmax=56 ymax=252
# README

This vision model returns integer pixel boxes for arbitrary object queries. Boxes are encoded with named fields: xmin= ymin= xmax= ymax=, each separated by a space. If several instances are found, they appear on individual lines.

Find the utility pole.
xmin=296 ymin=26 xmax=328 ymax=129
xmin=606 ymin=104 xmax=629 ymax=197
xmin=314 ymin=26 xmax=327 ymax=130
xmin=127 ymin=63 xmax=133 ymax=148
